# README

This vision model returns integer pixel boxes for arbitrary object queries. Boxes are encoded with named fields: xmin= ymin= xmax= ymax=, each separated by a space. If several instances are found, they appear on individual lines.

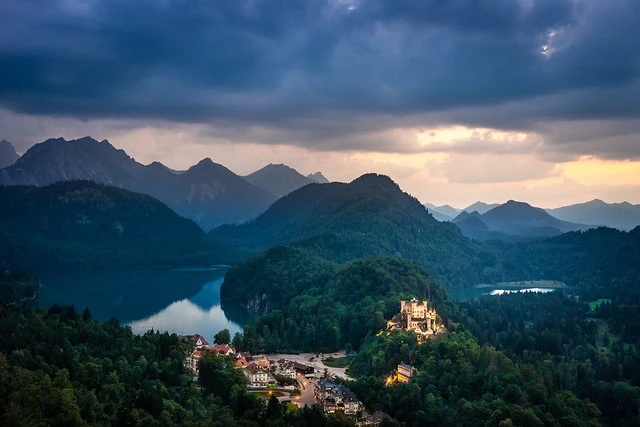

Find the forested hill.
xmin=0 ymin=181 xmax=235 ymax=271
xmin=223 ymin=254 xmax=452 ymax=352
xmin=213 ymin=173 xmax=497 ymax=289
xmin=491 ymin=226 xmax=640 ymax=302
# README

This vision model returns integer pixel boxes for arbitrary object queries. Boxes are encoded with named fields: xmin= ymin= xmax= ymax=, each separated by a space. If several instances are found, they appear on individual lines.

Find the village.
xmin=180 ymin=298 xmax=442 ymax=424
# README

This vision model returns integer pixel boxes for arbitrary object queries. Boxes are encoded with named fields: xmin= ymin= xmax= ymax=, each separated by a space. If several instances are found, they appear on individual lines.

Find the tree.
xmin=232 ymin=332 xmax=243 ymax=349
xmin=214 ymin=329 xmax=231 ymax=345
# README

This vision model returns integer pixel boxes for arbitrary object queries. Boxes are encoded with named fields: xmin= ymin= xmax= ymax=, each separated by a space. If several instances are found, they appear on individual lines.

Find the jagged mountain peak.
xmin=195 ymin=157 xmax=215 ymax=166
xmin=0 ymin=139 xmax=20 ymax=169
xmin=0 ymin=137 xmax=277 ymax=229
xmin=184 ymin=158 xmax=233 ymax=177
xmin=244 ymin=163 xmax=315 ymax=198
xmin=307 ymin=172 xmax=329 ymax=184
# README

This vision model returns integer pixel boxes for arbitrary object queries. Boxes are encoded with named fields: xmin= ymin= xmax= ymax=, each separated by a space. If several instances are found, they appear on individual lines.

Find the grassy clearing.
xmin=283 ymin=402 xmax=299 ymax=413
xmin=322 ymin=356 xmax=352 ymax=368
xmin=589 ymin=299 xmax=612 ymax=311
xmin=249 ymin=391 xmax=284 ymax=399
xmin=476 ymin=280 xmax=567 ymax=289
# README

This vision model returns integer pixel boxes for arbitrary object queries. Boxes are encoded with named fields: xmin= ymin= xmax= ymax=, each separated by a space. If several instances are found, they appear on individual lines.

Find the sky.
xmin=1 ymin=0 xmax=640 ymax=208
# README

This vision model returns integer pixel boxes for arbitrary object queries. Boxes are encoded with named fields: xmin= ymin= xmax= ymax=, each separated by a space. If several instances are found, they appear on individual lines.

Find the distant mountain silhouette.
xmin=307 ymin=172 xmax=329 ymax=183
xmin=547 ymin=199 xmax=640 ymax=231
xmin=0 ymin=140 xmax=20 ymax=169
xmin=453 ymin=200 xmax=588 ymax=240
xmin=463 ymin=201 xmax=500 ymax=214
xmin=0 ymin=137 xmax=276 ymax=229
xmin=213 ymin=173 xmax=495 ymax=289
xmin=483 ymin=200 xmax=587 ymax=236
xmin=244 ymin=163 xmax=315 ymax=197
xmin=424 ymin=203 xmax=460 ymax=221
xmin=0 ymin=181 xmax=228 ymax=271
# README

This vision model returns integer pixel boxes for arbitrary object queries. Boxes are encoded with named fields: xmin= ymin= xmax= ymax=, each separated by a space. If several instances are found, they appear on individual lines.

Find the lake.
xmin=451 ymin=286 xmax=561 ymax=301
xmin=34 ymin=267 xmax=250 ymax=341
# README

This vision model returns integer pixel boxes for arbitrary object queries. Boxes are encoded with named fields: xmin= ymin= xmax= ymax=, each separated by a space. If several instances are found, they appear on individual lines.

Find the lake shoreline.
xmin=475 ymin=280 xmax=568 ymax=289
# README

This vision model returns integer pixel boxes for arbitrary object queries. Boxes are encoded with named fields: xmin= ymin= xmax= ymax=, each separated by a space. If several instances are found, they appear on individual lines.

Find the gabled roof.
xmin=236 ymin=358 xmax=250 ymax=367
xmin=245 ymin=363 xmax=268 ymax=375
xmin=191 ymin=349 xmax=207 ymax=359
xmin=181 ymin=334 xmax=210 ymax=347
xmin=212 ymin=344 xmax=235 ymax=355
xmin=294 ymin=362 xmax=314 ymax=371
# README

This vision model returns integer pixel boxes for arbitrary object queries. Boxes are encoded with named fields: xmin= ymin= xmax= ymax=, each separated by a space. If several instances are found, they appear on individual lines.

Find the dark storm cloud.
xmin=1 ymin=0 xmax=640 ymax=157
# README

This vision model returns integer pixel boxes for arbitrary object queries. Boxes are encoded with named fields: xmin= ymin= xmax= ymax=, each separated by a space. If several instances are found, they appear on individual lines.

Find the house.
xmin=253 ymin=354 xmax=271 ymax=369
xmin=235 ymin=358 xmax=250 ymax=368
xmin=211 ymin=344 xmax=236 ymax=356
xmin=275 ymin=359 xmax=297 ymax=378
xmin=179 ymin=334 xmax=210 ymax=348
xmin=294 ymin=362 xmax=315 ymax=377
xmin=244 ymin=363 xmax=270 ymax=387
xmin=315 ymin=379 xmax=363 ymax=415
xmin=237 ymin=352 xmax=253 ymax=363
xmin=185 ymin=348 xmax=208 ymax=372
xmin=397 ymin=363 xmax=414 ymax=383
xmin=367 ymin=410 xmax=392 ymax=426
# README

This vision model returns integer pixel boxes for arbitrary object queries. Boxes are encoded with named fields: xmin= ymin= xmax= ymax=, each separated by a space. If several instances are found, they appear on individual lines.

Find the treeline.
xmin=0 ymin=268 xmax=39 ymax=304
xmin=227 ymin=255 xmax=450 ymax=353
xmin=0 ymin=303 xmax=356 ymax=426
xmin=456 ymin=291 xmax=640 ymax=424
xmin=348 ymin=327 xmax=604 ymax=426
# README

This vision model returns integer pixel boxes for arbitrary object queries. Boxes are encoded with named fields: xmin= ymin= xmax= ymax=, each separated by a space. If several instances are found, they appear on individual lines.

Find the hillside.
xmin=0 ymin=181 xmax=233 ymax=271
xmin=489 ymin=226 xmax=640 ymax=302
xmin=452 ymin=211 xmax=516 ymax=242
xmin=0 ymin=137 xmax=277 ymax=229
xmin=244 ymin=163 xmax=315 ymax=197
xmin=547 ymin=199 xmax=640 ymax=231
xmin=213 ymin=173 xmax=498 ymax=290
xmin=0 ymin=140 xmax=20 ymax=169
xmin=223 ymin=255 xmax=450 ymax=352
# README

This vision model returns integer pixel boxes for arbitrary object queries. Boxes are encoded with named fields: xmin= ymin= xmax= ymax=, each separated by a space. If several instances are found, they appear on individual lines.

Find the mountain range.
xmin=0 ymin=140 xmax=19 ymax=169
xmin=452 ymin=200 xmax=588 ymax=241
xmin=425 ymin=201 xmax=500 ymax=221
xmin=546 ymin=199 xmax=640 ymax=231
xmin=2 ymin=135 xmax=638 ymax=235
xmin=0 ymin=138 xmax=262 ymax=229
xmin=428 ymin=198 xmax=640 ymax=235
xmin=0 ymin=136 xmax=332 ymax=229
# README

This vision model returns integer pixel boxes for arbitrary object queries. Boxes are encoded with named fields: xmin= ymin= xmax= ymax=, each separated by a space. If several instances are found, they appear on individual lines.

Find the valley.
xmin=1 ymin=153 xmax=639 ymax=425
